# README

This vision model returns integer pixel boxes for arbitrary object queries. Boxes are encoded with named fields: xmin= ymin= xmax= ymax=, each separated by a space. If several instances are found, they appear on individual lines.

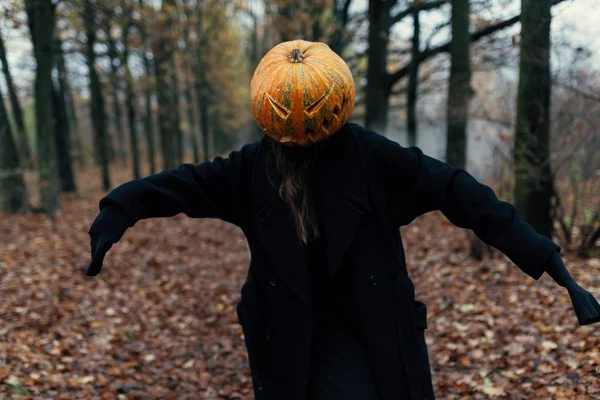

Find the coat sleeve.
xmin=367 ymin=131 xmax=560 ymax=281
xmin=98 ymin=142 xmax=258 ymax=230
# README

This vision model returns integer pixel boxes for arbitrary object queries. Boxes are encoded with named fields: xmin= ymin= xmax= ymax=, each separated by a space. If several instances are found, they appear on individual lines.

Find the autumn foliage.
xmin=1 ymin=166 xmax=599 ymax=399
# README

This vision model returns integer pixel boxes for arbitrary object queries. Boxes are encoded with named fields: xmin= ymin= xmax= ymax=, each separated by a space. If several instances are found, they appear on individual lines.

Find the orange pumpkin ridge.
xmin=250 ymin=39 xmax=355 ymax=147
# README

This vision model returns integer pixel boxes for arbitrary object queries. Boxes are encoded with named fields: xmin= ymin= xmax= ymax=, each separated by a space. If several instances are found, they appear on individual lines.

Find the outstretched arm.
xmin=99 ymin=142 xmax=258 ymax=227
xmin=369 ymin=131 xmax=558 ymax=280
xmin=367 ymin=131 xmax=599 ymax=325
xmin=86 ymin=142 xmax=258 ymax=276
xmin=409 ymin=147 xmax=559 ymax=281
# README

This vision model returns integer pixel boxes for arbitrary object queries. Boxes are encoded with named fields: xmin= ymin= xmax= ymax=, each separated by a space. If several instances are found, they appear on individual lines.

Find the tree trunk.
xmin=139 ymin=0 xmax=156 ymax=174
xmin=153 ymin=36 xmax=176 ymax=170
xmin=365 ymin=0 xmax=395 ymax=133
xmin=51 ymin=81 xmax=76 ymax=193
xmin=0 ymin=26 xmax=32 ymax=169
xmin=53 ymin=38 xmax=76 ymax=192
xmin=142 ymin=56 xmax=156 ymax=175
xmin=0 ymin=96 xmax=27 ymax=213
xmin=330 ymin=0 xmax=353 ymax=56
xmin=310 ymin=4 xmax=323 ymax=42
xmin=26 ymin=0 xmax=60 ymax=214
xmin=199 ymin=88 xmax=210 ymax=161
xmin=407 ymin=10 xmax=420 ymax=147
xmin=108 ymin=39 xmax=127 ymax=165
xmin=169 ymin=55 xmax=183 ymax=165
xmin=194 ymin=15 xmax=210 ymax=161
xmin=247 ymin=6 xmax=265 ymax=142
xmin=121 ymin=33 xmax=140 ymax=180
xmin=84 ymin=0 xmax=111 ymax=190
xmin=212 ymin=108 xmax=223 ymax=154
xmin=446 ymin=0 xmax=471 ymax=168
xmin=152 ymin=0 xmax=178 ymax=170
xmin=48 ymin=41 xmax=75 ymax=194
xmin=185 ymin=71 xmax=200 ymax=164
xmin=56 ymin=36 xmax=85 ymax=168
xmin=445 ymin=0 xmax=483 ymax=258
xmin=187 ymin=88 xmax=200 ymax=164
xmin=514 ymin=0 xmax=553 ymax=238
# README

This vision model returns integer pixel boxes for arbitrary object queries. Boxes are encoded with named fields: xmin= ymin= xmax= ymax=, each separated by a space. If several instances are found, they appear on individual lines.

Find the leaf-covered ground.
xmin=1 ymin=166 xmax=599 ymax=399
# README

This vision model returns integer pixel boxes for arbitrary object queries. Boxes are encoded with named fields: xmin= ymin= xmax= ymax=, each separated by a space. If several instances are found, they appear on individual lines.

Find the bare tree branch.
xmin=553 ymin=80 xmax=600 ymax=102
xmin=388 ymin=0 xmax=569 ymax=89
xmin=390 ymin=0 xmax=448 ymax=26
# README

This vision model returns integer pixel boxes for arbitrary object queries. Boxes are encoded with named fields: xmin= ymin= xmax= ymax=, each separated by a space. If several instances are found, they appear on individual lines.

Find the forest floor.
xmin=1 ymin=165 xmax=599 ymax=400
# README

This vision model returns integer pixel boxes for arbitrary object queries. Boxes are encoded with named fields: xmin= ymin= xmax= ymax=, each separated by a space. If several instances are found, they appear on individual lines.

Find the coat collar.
xmin=252 ymin=123 xmax=371 ymax=309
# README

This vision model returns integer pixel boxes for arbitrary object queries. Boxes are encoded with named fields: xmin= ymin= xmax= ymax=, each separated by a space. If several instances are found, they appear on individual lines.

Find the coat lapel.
xmin=319 ymin=124 xmax=371 ymax=277
xmin=253 ymin=123 xmax=371 ymax=309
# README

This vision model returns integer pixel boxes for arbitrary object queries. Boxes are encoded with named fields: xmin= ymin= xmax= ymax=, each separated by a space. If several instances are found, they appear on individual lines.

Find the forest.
xmin=0 ymin=0 xmax=599 ymax=398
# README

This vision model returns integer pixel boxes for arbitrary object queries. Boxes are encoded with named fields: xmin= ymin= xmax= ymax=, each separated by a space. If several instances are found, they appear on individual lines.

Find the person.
xmin=86 ymin=41 xmax=600 ymax=400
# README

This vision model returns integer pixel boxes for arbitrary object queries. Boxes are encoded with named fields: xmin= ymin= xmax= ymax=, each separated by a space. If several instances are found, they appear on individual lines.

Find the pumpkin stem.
xmin=289 ymin=48 xmax=304 ymax=63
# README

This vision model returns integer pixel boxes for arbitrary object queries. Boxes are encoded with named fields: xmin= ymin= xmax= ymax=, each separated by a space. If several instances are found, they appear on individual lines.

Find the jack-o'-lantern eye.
xmin=304 ymin=84 xmax=335 ymax=117
xmin=266 ymin=92 xmax=291 ymax=119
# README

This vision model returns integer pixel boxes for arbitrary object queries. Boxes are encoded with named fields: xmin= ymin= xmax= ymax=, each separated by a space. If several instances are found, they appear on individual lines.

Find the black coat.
xmin=100 ymin=122 xmax=560 ymax=400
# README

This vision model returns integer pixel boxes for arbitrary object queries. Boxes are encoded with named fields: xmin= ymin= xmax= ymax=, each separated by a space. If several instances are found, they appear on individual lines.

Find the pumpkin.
xmin=250 ymin=40 xmax=355 ymax=147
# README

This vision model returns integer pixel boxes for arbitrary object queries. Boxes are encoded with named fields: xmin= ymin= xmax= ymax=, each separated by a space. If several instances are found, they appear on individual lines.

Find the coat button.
xmin=265 ymin=329 xmax=272 ymax=340
xmin=396 ymin=338 xmax=401 ymax=346
xmin=269 ymin=276 xmax=278 ymax=287
xmin=369 ymin=275 xmax=378 ymax=286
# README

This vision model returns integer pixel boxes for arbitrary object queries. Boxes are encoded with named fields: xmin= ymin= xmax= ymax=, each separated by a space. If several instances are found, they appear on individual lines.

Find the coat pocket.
xmin=395 ymin=275 xmax=435 ymax=399
xmin=414 ymin=300 xmax=435 ymax=399
xmin=236 ymin=300 xmax=267 ymax=397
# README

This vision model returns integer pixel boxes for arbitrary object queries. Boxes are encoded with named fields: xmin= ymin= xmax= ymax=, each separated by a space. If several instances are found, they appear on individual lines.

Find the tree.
xmin=514 ymin=0 xmax=553 ymax=237
xmin=84 ymin=0 xmax=111 ymax=190
xmin=366 ymin=0 xmax=567 ymax=135
xmin=191 ymin=1 xmax=212 ymax=161
xmin=137 ymin=0 xmax=156 ymax=174
xmin=330 ymin=0 xmax=353 ymax=56
xmin=185 ymin=67 xmax=200 ymax=164
xmin=0 ymin=94 xmax=27 ymax=213
xmin=0 ymin=25 xmax=32 ymax=169
xmin=26 ymin=0 xmax=60 ymax=214
xmin=152 ymin=0 xmax=178 ymax=170
xmin=178 ymin=2 xmax=201 ymax=164
xmin=245 ymin=0 xmax=265 ymax=142
xmin=52 ymin=37 xmax=76 ymax=193
xmin=446 ymin=0 xmax=485 ymax=260
xmin=446 ymin=0 xmax=472 ymax=168
xmin=107 ymin=36 xmax=127 ymax=165
xmin=55 ymin=34 xmax=85 ymax=168
xmin=366 ymin=0 xmax=446 ymax=133
xmin=202 ymin=4 xmax=251 ymax=153
xmin=406 ymin=8 xmax=420 ymax=146
xmin=169 ymin=49 xmax=183 ymax=165
xmin=120 ymin=20 xmax=141 ymax=179
xmin=364 ymin=0 xmax=396 ymax=133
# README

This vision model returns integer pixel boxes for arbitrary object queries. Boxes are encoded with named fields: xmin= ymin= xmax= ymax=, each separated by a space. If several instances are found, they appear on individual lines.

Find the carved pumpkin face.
xmin=250 ymin=40 xmax=355 ymax=147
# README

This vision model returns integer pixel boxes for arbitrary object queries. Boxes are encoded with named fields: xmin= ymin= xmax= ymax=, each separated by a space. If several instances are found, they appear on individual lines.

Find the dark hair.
xmin=265 ymin=137 xmax=329 ymax=245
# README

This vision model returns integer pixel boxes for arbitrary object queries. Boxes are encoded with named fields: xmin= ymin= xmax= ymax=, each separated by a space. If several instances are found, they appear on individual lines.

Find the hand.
xmin=86 ymin=205 xmax=132 ymax=276
xmin=565 ymin=281 xmax=600 ymax=326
